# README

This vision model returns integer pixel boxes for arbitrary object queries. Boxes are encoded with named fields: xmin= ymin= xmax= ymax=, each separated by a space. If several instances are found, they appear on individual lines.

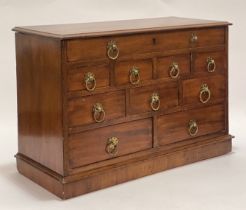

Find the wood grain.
xmin=68 ymin=119 xmax=152 ymax=168
xmin=66 ymin=28 xmax=225 ymax=62
xmin=15 ymin=33 xmax=64 ymax=175
xmin=14 ymin=18 xmax=232 ymax=199
xmin=193 ymin=50 xmax=226 ymax=75
xmin=67 ymin=64 xmax=110 ymax=91
xmin=182 ymin=74 xmax=226 ymax=105
xmin=16 ymin=135 xmax=232 ymax=199
xmin=114 ymin=59 xmax=153 ymax=86
xmin=156 ymin=53 xmax=190 ymax=79
xmin=67 ymin=90 xmax=126 ymax=127
xmin=157 ymin=104 xmax=225 ymax=145
xmin=129 ymin=82 xmax=178 ymax=114
xmin=13 ymin=17 xmax=231 ymax=39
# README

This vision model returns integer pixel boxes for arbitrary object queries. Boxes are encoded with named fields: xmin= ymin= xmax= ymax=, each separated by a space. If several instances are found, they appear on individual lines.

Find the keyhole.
xmin=152 ymin=37 xmax=156 ymax=45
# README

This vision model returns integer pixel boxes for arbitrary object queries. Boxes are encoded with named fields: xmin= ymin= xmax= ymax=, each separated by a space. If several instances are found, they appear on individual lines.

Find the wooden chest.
xmin=14 ymin=17 xmax=233 ymax=199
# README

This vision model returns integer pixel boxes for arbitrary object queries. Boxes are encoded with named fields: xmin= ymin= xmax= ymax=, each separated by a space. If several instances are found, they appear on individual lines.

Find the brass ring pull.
xmin=169 ymin=62 xmax=180 ymax=79
xmin=190 ymin=33 xmax=198 ymax=43
xmin=106 ymin=137 xmax=119 ymax=155
xmin=199 ymin=83 xmax=211 ymax=104
xmin=107 ymin=40 xmax=119 ymax=60
xmin=129 ymin=66 xmax=140 ymax=85
xmin=207 ymin=57 xmax=216 ymax=72
xmin=188 ymin=120 xmax=199 ymax=136
xmin=150 ymin=92 xmax=160 ymax=111
xmin=84 ymin=72 xmax=96 ymax=91
xmin=93 ymin=103 xmax=105 ymax=123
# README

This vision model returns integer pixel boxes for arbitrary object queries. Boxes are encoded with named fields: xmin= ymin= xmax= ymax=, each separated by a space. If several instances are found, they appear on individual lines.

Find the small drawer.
xmin=182 ymin=75 xmax=226 ymax=105
xmin=67 ymin=90 xmax=125 ymax=127
xmin=67 ymin=64 xmax=110 ymax=92
xmin=66 ymin=28 xmax=225 ymax=62
xmin=129 ymin=82 xmax=178 ymax=115
xmin=188 ymin=27 xmax=225 ymax=48
xmin=156 ymin=54 xmax=190 ymax=79
xmin=68 ymin=118 xmax=152 ymax=168
xmin=157 ymin=104 xmax=225 ymax=145
xmin=114 ymin=59 xmax=153 ymax=86
xmin=193 ymin=50 xmax=226 ymax=75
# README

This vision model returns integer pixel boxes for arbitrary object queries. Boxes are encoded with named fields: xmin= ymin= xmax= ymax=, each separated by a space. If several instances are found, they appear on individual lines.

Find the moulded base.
xmin=16 ymin=134 xmax=232 ymax=199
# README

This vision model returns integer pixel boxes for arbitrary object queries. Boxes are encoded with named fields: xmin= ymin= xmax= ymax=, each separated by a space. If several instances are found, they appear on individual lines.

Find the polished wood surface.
xmin=193 ymin=50 xmax=226 ymax=75
xmin=114 ymin=59 xmax=153 ymax=86
xmin=16 ymin=33 xmax=64 ymax=175
xmin=129 ymin=82 xmax=178 ymax=114
xmin=16 ymin=135 xmax=232 ymax=199
xmin=65 ymin=27 xmax=225 ymax=62
xmin=157 ymin=104 xmax=225 ymax=145
xmin=14 ymin=17 xmax=232 ymax=199
xmin=67 ymin=90 xmax=125 ymax=127
xmin=156 ymin=53 xmax=190 ymax=79
xmin=182 ymin=74 xmax=226 ymax=105
xmin=13 ymin=17 xmax=231 ymax=39
xmin=68 ymin=119 xmax=152 ymax=168
xmin=68 ymin=64 xmax=110 ymax=91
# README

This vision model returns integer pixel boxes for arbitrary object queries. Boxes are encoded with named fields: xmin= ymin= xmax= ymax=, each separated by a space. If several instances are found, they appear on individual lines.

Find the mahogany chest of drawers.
xmin=14 ymin=17 xmax=232 ymax=199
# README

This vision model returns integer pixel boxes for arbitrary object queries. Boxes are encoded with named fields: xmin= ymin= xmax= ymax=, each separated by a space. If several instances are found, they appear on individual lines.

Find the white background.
xmin=0 ymin=0 xmax=245 ymax=209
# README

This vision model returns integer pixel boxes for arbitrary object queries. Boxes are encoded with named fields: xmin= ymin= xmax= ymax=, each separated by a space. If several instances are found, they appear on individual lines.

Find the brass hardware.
xmin=106 ymin=137 xmax=119 ymax=155
xmin=129 ymin=66 xmax=140 ymax=85
xmin=188 ymin=120 xmax=199 ymax=136
xmin=107 ymin=40 xmax=119 ymax=60
xmin=93 ymin=103 xmax=105 ymax=123
xmin=84 ymin=72 xmax=96 ymax=91
xmin=207 ymin=57 xmax=216 ymax=72
xmin=190 ymin=33 xmax=198 ymax=43
xmin=199 ymin=83 xmax=211 ymax=104
xmin=150 ymin=92 xmax=160 ymax=111
xmin=169 ymin=62 xmax=180 ymax=79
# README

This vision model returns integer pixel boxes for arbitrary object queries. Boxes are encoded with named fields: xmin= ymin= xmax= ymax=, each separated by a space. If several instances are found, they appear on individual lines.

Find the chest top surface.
xmin=13 ymin=16 xmax=231 ymax=39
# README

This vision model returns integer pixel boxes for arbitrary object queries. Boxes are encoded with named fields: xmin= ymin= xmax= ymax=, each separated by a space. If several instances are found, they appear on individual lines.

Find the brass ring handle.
xmin=150 ymin=92 xmax=160 ymax=111
xmin=199 ymin=83 xmax=211 ymax=104
xmin=129 ymin=66 xmax=140 ymax=85
xmin=190 ymin=33 xmax=198 ymax=43
xmin=207 ymin=57 xmax=216 ymax=72
xmin=107 ymin=40 xmax=119 ymax=60
xmin=93 ymin=103 xmax=105 ymax=123
xmin=84 ymin=72 xmax=96 ymax=91
xmin=169 ymin=62 xmax=180 ymax=79
xmin=188 ymin=120 xmax=199 ymax=136
xmin=106 ymin=137 xmax=119 ymax=155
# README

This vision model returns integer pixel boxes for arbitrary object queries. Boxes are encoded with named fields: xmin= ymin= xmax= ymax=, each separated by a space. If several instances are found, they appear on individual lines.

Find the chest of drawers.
xmin=14 ymin=17 xmax=233 ymax=199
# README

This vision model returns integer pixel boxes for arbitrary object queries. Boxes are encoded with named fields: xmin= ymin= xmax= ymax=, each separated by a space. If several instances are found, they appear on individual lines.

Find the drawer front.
xmin=157 ymin=104 xmax=225 ymax=145
xmin=193 ymin=50 xmax=226 ymax=75
xmin=67 ymin=91 xmax=125 ymax=127
xmin=182 ymin=75 xmax=226 ymax=105
xmin=129 ymin=82 xmax=178 ymax=115
xmin=67 ymin=64 xmax=110 ymax=92
xmin=68 ymin=118 xmax=152 ymax=168
xmin=189 ymin=27 xmax=225 ymax=48
xmin=156 ymin=54 xmax=190 ymax=79
xmin=66 ymin=28 xmax=225 ymax=62
xmin=114 ymin=59 xmax=153 ymax=86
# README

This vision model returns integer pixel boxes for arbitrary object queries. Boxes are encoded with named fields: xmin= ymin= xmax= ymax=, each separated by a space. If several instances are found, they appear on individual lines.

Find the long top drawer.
xmin=66 ymin=28 xmax=225 ymax=62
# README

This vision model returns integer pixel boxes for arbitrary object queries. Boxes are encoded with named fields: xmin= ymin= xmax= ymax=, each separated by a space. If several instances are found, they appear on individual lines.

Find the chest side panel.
xmin=16 ymin=33 xmax=64 ymax=175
